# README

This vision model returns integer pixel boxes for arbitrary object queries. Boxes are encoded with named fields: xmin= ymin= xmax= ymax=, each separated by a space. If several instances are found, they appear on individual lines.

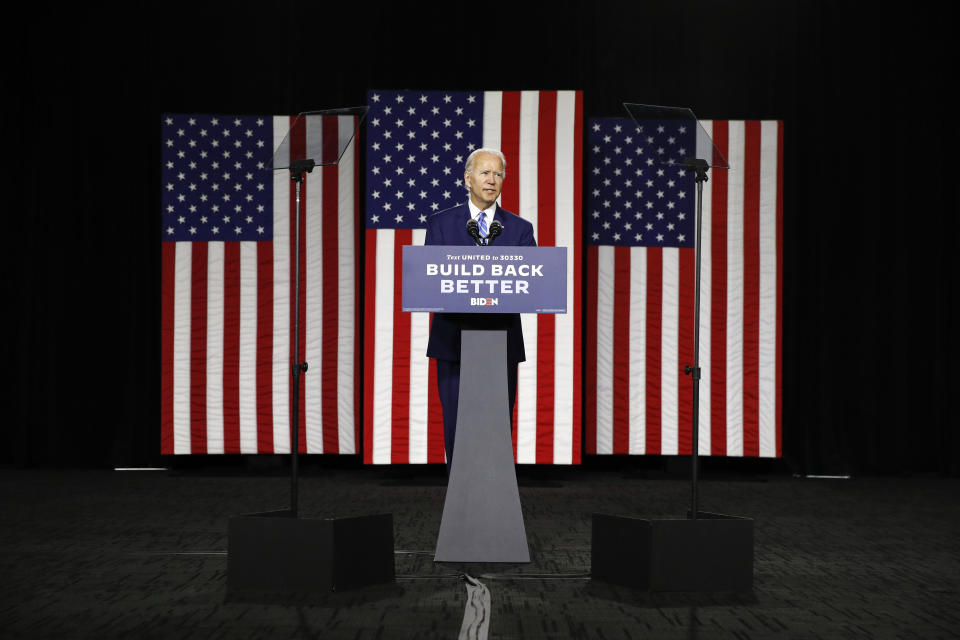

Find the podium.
xmin=402 ymin=245 xmax=567 ymax=563
xmin=435 ymin=329 xmax=529 ymax=562
xmin=227 ymin=108 xmax=394 ymax=599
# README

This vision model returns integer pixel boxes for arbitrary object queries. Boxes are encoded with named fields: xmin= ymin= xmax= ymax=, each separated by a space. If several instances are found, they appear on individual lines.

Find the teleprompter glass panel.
xmin=269 ymin=106 xmax=369 ymax=170
xmin=623 ymin=103 xmax=728 ymax=170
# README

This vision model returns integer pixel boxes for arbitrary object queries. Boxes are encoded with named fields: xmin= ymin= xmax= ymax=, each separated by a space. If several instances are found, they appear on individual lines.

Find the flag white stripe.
xmin=725 ymin=122 xmax=745 ymax=456
xmin=595 ymin=246 xmax=615 ymax=455
xmin=661 ymin=247 xmax=679 ymax=455
xmin=237 ymin=242 xmax=258 ymax=453
xmin=517 ymin=91 xmax=541 ymax=237
xmin=337 ymin=118 xmax=358 ymax=454
xmin=271 ymin=117 xmax=291 ymax=453
xmin=515 ymin=91 xmax=540 ymax=464
xmin=206 ymin=242 xmax=225 ymax=454
xmin=517 ymin=328 xmax=538 ymax=458
xmin=697 ymin=122 xmax=714 ymax=456
xmin=408 ymin=230 xmax=430 ymax=463
xmin=482 ymin=91 xmax=503 ymax=171
xmin=758 ymin=121 xmax=779 ymax=457
xmin=629 ymin=247 xmax=647 ymax=454
xmin=172 ymin=242 xmax=191 ymax=455
xmin=304 ymin=120 xmax=324 ymax=453
xmin=372 ymin=231 xmax=396 ymax=463
xmin=553 ymin=91 xmax=576 ymax=463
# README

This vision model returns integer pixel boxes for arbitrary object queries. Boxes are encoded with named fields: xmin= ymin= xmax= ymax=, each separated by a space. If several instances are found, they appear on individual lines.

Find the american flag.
xmin=586 ymin=117 xmax=783 ymax=457
xmin=160 ymin=113 xmax=361 ymax=454
xmin=364 ymin=90 xmax=583 ymax=465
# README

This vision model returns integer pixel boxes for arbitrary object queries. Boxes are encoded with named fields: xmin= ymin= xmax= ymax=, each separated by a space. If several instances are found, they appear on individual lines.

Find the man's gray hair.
xmin=464 ymin=148 xmax=507 ymax=176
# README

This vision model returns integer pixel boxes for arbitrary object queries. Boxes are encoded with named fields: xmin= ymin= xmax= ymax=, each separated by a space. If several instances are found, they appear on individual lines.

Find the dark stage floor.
xmin=1 ymin=463 xmax=958 ymax=639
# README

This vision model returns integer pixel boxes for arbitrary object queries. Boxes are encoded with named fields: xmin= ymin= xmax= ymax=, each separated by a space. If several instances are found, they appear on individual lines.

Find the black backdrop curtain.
xmin=3 ymin=1 xmax=956 ymax=475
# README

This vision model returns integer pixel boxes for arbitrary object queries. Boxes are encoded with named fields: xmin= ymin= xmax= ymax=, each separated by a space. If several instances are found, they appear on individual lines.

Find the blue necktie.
xmin=477 ymin=211 xmax=488 ymax=238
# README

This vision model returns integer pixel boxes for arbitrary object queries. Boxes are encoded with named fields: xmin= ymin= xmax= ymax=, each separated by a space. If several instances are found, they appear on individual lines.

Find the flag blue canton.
xmin=587 ymin=117 xmax=695 ymax=248
xmin=161 ymin=114 xmax=274 ymax=242
xmin=365 ymin=90 xmax=484 ymax=229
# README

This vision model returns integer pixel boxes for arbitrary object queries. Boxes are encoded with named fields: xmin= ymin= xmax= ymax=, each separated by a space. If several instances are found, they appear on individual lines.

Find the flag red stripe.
xmin=509 ymin=362 xmax=518 ymax=461
xmin=160 ymin=242 xmax=176 ymax=454
xmin=256 ymin=242 xmax=274 ymax=453
xmin=190 ymin=243 xmax=208 ymax=454
xmin=585 ymin=245 xmax=598 ymax=455
xmin=427 ymin=330 xmax=445 ymax=463
xmin=571 ymin=90 xmax=583 ymax=464
xmin=742 ymin=122 xmax=761 ymax=457
xmin=362 ymin=229 xmax=378 ymax=463
xmin=677 ymin=246 xmax=696 ymax=455
xmin=775 ymin=121 xmax=784 ymax=457
xmin=645 ymin=248 xmax=663 ymax=455
xmin=536 ymin=312 xmax=556 ymax=462
xmin=222 ymin=242 xmax=241 ymax=453
xmin=391 ymin=230 xmax=412 ymax=462
xmin=612 ymin=247 xmax=631 ymax=454
xmin=500 ymin=91 xmax=522 ymax=214
xmin=535 ymin=91 xmax=557 ymax=464
xmin=535 ymin=91 xmax=557 ymax=244
xmin=321 ymin=125 xmax=340 ymax=452
xmin=710 ymin=121 xmax=729 ymax=456
xmin=500 ymin=91 xmax=522 ymax=459
xmin=512 ymin=387 xmax=519 ymax=460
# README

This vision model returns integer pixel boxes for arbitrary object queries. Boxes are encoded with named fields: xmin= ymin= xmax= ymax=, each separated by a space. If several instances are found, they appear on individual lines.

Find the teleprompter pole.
xmin=288 ymin=159 xmax=315 ymax=518
xmin=683 ymin=158 xmax=709 ymax=521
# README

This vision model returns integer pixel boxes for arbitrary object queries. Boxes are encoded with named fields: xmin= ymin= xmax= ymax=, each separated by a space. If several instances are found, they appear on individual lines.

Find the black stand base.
xmin=591 ymin=512 xmax=753 ymax=592
xmin=227 ymin=510 xmax=395 ymax=597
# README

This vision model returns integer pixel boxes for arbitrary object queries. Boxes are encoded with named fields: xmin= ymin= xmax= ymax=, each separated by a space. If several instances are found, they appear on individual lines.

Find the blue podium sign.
xmin=402 ymin=245 xmax=567 ymax=314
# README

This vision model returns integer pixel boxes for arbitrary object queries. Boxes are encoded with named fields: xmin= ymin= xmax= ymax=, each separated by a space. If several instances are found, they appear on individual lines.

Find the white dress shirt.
xmin=466 ymin=199 xmax=497 ymax=237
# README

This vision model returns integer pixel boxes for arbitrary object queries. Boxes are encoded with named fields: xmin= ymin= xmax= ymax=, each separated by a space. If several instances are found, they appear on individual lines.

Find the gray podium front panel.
xmin=434 ymin=330 xmax=530 ymax=563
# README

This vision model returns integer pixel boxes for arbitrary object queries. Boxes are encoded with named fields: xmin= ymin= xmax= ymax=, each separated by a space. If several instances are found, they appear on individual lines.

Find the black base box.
xmin=592 ymin=511 xmax=753 ymax=592
xmin=227 ymin=510 xmax=394 ymax=597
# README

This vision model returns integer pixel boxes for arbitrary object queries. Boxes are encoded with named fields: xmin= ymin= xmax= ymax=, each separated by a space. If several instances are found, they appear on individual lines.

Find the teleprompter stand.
xmin=227 ymin=108 xmax=394 ymax=598
xmin=591 ymin=103 xmax=753 ymax=592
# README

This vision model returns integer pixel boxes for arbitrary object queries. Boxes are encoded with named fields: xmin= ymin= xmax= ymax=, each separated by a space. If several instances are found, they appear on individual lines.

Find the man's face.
xmin=464 ymin=152 xmax=504 ymax=209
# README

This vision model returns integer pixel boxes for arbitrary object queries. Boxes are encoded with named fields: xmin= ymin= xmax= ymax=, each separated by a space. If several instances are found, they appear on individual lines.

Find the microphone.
xmin=487 ymin=221 xmax=503 ymax=245
xmin=466 ymin=218 xmax=482 ymax=246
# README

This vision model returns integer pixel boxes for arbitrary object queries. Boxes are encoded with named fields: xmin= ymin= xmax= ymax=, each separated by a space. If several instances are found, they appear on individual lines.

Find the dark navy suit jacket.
xmin=424 ymin=202 xmax=537 ymax=364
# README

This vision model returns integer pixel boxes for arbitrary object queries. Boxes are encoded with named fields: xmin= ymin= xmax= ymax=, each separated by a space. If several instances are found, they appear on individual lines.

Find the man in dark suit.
xmin=424 ymin=148 xmax=537 ymax=469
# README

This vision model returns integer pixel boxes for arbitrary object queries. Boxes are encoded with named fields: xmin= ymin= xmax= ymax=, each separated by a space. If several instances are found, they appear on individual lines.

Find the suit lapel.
xmin=493 ymin=205 xmax=517 ymax=242
xmin=456 ymin=203 xmax=474 ymax=245
xmin=493 ymin=205 xmax=507 ymax=226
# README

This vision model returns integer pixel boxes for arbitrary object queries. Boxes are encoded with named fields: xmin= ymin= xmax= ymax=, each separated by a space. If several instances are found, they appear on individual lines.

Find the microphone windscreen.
xmin=465 ymin=218 xmax=481 ymax=244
